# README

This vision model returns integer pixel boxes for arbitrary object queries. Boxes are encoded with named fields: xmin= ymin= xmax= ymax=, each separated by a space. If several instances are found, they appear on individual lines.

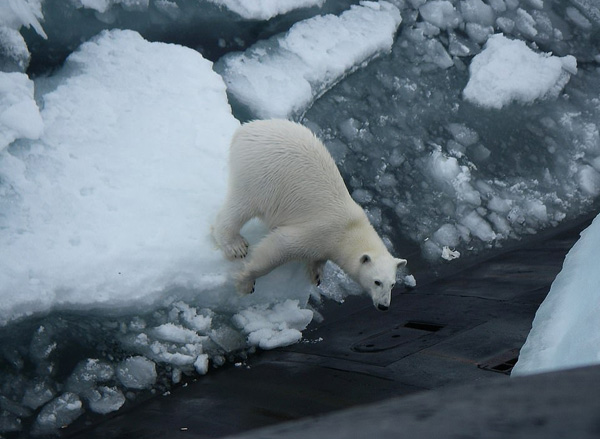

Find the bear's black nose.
xmin=377 ymin=304 xmax=389 ymax=311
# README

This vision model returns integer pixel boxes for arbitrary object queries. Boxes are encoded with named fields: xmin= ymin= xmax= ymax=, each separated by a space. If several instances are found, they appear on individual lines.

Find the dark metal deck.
xmin=65 ymin=214 xmax=597 ymax=439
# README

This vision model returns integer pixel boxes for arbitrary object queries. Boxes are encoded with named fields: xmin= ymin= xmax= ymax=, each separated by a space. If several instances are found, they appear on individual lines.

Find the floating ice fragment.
xmin=488 ymin=196 xmax=512 ymax=213
xmin=22 ymin=380 xmax=55 ymax=410
xmin=171 ymin=302 xmax=212 ymax=333
xmin=465 ymin=22 xmax=494 ymax=44
xmin=403 ymin=274 xmax=417 ymax=288
xmin=525 ymin=199 xmax=548 ymax=223
xmin=33 ymin=393 xmax=82 ymax=434
xmin=496 ymin=16 xmax=515 ymax=33
xmin=216 ymin=1 xmax=402 ymax=119
xmin=447 ymin=123 xmax=479 ymax=146
xmin=528 ymin=0 xmax=544 ymax=9
xmin=0 ymin=411 xmax=22 ymax=433
xmin=194 ymin=354 xmax=209 ymax=375
xmin=461 ymin=210 xmax=496 ymax=242
xmin=116 ymin=357 xmax=157 ymax=390
xmin=488 ymin=0 xmax=507 ymax=12
xmin=74 ymin=0 xmax=112 ymax=13
xmin=566 ymin=6 xmax=593 ymax=30
xmin=65 ymin=359 xmax=114 ymax=394
xmin=463 ymin=34 xmax=577 ymax=109
xmin=148 ymin=341 xmax=199 ymax=367
xmin=207 ymin=0 xmax=326 ymax=20
xmin=460 ymin=0 xmax=495 ymax=26
xmin=86 ymin=386 xmax=125 ymax=414
xmin=578 ymin=165 xmax=600 ymax=196
xmin=433 ymin=223 xmax=461 ymax=247
xmin=233 ymin=300 xmax=313 ymax=350
xmin=151 ymin=323 xmax=205 ymax=344
xmin=419 ymin=1 xmax=461 ymax=29
xmin=515 ymin=8 xmax=538 ymax=37
xmin=441 ymin=246 xmax=461 ymax=260
xmin=429 ymin=150 xmax=461 ymax=183
xmin=352 ymin=188 xmax=374 ymax=204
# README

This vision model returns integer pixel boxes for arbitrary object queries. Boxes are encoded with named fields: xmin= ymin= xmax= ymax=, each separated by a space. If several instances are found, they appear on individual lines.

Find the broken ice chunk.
xmin=206 ymin=0 xmax=326 ymax=20
xmin=433 ymin=223 xmax=461 ymax=248
xmin=460 ymin=0 xmax=495 ymax=26
xmin=233 ymin=300 xmax=313 ymax=350
xmin=463 ymin=34 xmax=577 ymax=109
xmin=461 ymin=210 xmax=496 ymax=242
xmin=65 ymin=359 xmax=114 ymax=394
xmin=33 ymin=393 xmax=82 ymax=434
xmin=116 ymin=357 xmax=157 ymax=390
xmin=86 ymin=386 xmax=126 ymax=415
xmin=419 ymin=1 xmax=462 ymax=29
xmin=22 ymin=380 xmax=55 ymax=410
xmin=403 ymin=274 xmax=417 ymax=288
xmin=194 ymin=354 xmax=209 ymax=375
xmin=216 ymin=1 xmax=402 ymax=119
xmin=151 ymin=323 xmax=205 ymax=344
xmin=441 ymin=246 xmax=461 ymax=260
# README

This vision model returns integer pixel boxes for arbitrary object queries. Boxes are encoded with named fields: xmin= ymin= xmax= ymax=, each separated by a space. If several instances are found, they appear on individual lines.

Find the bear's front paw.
xmin=235 ymin=274 xmax=255 ymax=295
xmin=223 ymin=235 xmax=249 ymax=260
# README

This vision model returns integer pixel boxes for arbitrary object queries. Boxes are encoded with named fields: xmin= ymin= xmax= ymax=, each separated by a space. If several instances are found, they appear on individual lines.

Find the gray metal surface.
xmin=65 ymin=215 xmax=596 ymax=439
xmin=223 ymin=365 xmax=600 ymax=439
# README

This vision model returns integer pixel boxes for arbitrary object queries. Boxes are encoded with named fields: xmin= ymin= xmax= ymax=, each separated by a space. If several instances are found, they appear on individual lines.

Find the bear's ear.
xmin=396 ymin=258 xmax=407 ymax=268
xmin=360 ymin=254 xmax=371 ymax=264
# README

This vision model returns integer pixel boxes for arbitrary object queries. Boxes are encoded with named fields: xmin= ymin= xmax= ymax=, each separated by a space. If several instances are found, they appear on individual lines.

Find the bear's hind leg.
xmin=307 ymin=260 xmax=326 ymax=286
xmin=212 ymin=198 xmax=252 ymax=260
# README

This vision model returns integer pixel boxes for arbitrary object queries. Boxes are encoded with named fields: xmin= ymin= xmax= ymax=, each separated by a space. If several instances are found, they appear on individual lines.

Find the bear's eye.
xmin=374 ymin=280 xmax=382 ymax=287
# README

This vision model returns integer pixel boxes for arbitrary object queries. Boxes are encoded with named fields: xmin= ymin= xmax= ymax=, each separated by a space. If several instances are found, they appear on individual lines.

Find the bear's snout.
xmin=377 ymin=304 xmax=389 ymax=312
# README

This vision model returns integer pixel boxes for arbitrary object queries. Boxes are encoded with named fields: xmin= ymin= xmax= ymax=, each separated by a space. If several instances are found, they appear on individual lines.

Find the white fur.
xmin=212 ymin=119 xmax=407 ymax=309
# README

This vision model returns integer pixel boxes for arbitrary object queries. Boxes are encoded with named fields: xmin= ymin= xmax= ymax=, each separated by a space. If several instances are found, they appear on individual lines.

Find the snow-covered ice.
xmin=0 ymin=0 xmax=46 ymax=71
xmin=0 ymin=71 xmax=43 ymax=150
xmin=512 ymin=213 xmax=600 ymax=376
xmin=0 ymin=29 xmax=242 ymax=325
xmin=215 ymin=1 xmax=402 ymax=119
xmin=464 ymin=34 xmax=577 ymax=109
xmin=0 ymin=29 xmax=312 ymax=328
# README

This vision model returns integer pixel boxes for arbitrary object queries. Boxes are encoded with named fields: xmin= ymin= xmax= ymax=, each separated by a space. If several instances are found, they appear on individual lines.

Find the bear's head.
xmin=357 ymin=253 xmax=407 ymax=311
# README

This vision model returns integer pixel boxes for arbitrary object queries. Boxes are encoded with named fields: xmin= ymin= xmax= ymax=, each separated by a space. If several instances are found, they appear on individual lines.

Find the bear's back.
xmin=230 ymin=120 xmax=354 ymax=225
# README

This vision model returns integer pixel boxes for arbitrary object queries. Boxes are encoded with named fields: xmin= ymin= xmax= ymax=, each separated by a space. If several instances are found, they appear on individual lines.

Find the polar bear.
xmin=212 ymin=119 xmax=407 ymax=311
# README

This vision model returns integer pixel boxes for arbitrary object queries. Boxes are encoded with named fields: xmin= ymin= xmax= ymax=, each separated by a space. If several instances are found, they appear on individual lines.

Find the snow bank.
xmin=0 ymin=29 xmax=311 ymax=326
xmin=215 ymin=1 xmax=402 ymax=119
xmin=207 ymin=0 xmax=325 ymax=20
xmin=0 ymin=0 xmax=46 ymax=72
xmin=0 ymin=72 xmax=43 ymax=150
xmin=512 ymin=213 xmax=600 ymax=376
xmin=463 ymin=34 xmax=577 ymax=109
